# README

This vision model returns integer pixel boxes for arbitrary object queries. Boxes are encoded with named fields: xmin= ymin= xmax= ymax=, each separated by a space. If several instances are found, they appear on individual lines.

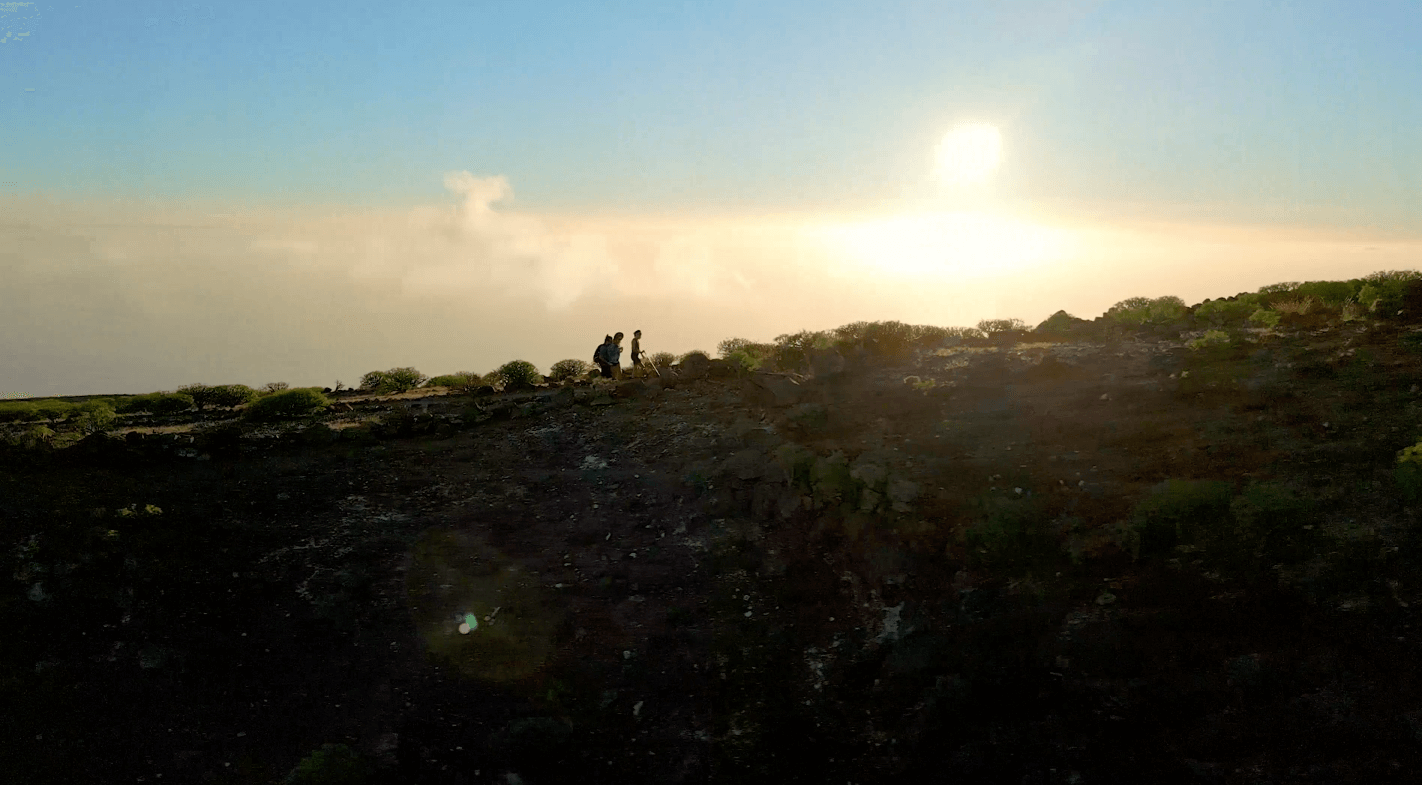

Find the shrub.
xmin=0 ymin=402 xmax=40 ymax=423
xmin=425 ymin=371 xmax=482 ymax=392
xmin=911 ymin=324 xmax=949 ymax=346
xmin=1034 ymin=311 xmax=1084 ymax=333
xmin=282 ymin=743 xmax=372 ymax=785
xmin=548 ymin=359 xmax=591 ymax=382
xmin=261 ymin=382 xmax=290 ymax=395
xmin=359 ymin=371 xmax=390 ymax=392
xmin=725 ymin=349 xmax=764 ymax=373
xmin=181 ymin=384 xmax=258 ymax=409
xmin=32 ymin=399 xmax=74 ymax=421
xmin=719 ymin=338 xmax=758 ymax=358
xmin=1248 ymin=309 xmax=1282 ymax=329
xmin=1340 ymin=301 xmax=1366 ymax=322
xmin=678 ymin=350 xmax=711 ymax=365
xmin=1397 ymin=440 xmax=1422 ymax=506
xmin=480 ymin=371 xmax=504 ymax=391
xmin=1194 ymin=295 xmax=1262 ymax=327
xmin=1186 ymin=330 xmax=1231 ymax=351
xmin=1357 ymin=284 xmax=1382 ymax=312
xmin=772 ymin=331 xmax=832 ymax=371
xmin=72 ymin=402 xmax=117 ymax=435
xmin=649 ymin=352 xmax=677 ymax=369
xmin=1230 ymin=480 xmax=1309 ymax=547
xmin=1361 ymin=270 xmax=1422 ymax=286
xmin=1292 ymin=280 xmax=1358 ymax=307
xmin=1105 ymin=295 xmax=1187 ymax=326
xmin=359 ymin=367 xmax=427 ymax=394
xmin=964 ymin=494 xmax=1055 ymax=570
xmin=383 ymin=367 xmax=427 ymax=393
xmin=10 ymin=425 xmax=57 ymax=449
xmin=244 ymin=388 xmax=330 ymax=422
xmin=1256 ymin=281 xmax=1300 ymax=295
xmin=497 ymin=360 xmax=542 ymax=388
xmin=1270 ymin=296 xmax=1316 ymax=315
xmin=1127 ymin=479 xmax=1233 ymax=558
xmin=976 ymin=318 xmax=1028 ymax=334
xmin=148 ymin=393 xmax=194 ymax=415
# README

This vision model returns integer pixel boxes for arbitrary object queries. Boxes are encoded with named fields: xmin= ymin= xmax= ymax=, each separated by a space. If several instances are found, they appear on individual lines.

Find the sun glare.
xmin=935 ymin=123 xmax=1002 ymax=186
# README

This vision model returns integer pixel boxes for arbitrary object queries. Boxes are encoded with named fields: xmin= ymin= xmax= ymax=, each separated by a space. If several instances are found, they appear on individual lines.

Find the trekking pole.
xmin=642 ymin=348 xmax=663 ymax=378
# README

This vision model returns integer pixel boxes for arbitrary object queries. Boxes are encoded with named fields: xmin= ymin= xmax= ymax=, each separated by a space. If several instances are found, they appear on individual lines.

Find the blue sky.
xmin=2 ymin=1 xmax=1421 ymax=396
xmin=6 ymin=0 xmax=1418 ymax=222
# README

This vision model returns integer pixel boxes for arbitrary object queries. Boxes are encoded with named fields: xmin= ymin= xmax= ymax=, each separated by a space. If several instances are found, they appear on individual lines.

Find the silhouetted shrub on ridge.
xmin=548 ymin=359 xmax=591 ymax=382
xmin=1105 ymin=295 xmax=1187 ymax=326
xmin=496 ymin=360 xmax=542 ymax=389
xmin=244 ymin=388 xmax=330 ymax=422
xmin=359 ymin=367 xmax=426 ymax=394
xmin=425 ymin=371 xmax=481 ymax=392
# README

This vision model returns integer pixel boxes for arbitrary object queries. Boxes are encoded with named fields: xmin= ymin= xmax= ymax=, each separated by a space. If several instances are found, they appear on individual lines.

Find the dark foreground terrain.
xmin=6 ymin=318 xmax=1422 ymax=784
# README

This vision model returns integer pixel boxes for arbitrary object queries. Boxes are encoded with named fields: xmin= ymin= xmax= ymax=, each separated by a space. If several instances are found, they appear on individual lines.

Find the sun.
xmin=935 ymin=123 xmax=1002 ymax=186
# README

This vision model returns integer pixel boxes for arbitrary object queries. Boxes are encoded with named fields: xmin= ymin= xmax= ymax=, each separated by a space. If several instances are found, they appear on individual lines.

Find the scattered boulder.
xmin=679 ymin=353 xmax=712 ymax=380
xmin=707 ymin=358 xmax=736 ymax=378
xmin=743 ymin=372 xmax=804 ymax=408
xmin=613 ymin=380 xmax=646 ymax=399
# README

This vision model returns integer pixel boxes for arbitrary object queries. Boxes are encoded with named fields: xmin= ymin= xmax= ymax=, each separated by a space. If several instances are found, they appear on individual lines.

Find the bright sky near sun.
xmin=3 ymin=1 xmax=1421 ymax=395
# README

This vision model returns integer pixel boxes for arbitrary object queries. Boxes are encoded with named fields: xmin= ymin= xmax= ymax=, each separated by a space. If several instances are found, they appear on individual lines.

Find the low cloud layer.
xmin=2 ymin=174 xmax=1418 ymax=397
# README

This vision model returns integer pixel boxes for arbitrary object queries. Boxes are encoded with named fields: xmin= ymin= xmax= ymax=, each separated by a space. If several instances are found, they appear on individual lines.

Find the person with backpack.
xmin=606 ymin=332 xmax=625 ymax=379
xmin=594 ymin=335 xmax=614 ymax=378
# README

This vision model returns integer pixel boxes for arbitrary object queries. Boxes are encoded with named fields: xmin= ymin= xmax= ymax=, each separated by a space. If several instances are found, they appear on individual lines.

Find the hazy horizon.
xmin=3 ymin=1 xmax=1419 ymax=397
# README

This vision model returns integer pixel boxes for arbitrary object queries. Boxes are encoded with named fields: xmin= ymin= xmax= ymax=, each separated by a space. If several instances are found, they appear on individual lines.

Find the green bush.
xmin=678 ymin=350 xmax=711 ymax=365
xmin=976 ymin=318 xmax=1028 ymax=334
xmin=1034 ymin=311 xmax=1085 ymax=333
xmin=1186 ymin=330 xmax=1231 ymax=351
xmin=1357 ymin=284 xmax=1382 ymax=312
xmin=1256 ymin=281 xmax=1300 ymax=295
xmin=719 ymin=338 xmax=758 ymax=358
xmin=772 ymin=331 xmax=833 ymax=371
xmin=0 ymin=402 xmax=40 ymax=423
xmin=649 ymin=351 xmax=678 ymax=369
xmin=243 ymin=388 xmax=330 ymax=422
xmin=725 ymin=349 xmax=764 ymax=373
xmin=1291 ymin=280 xmax=1359 ymax=307
xmin=1128 ymin=479 xmax=1233 ymax=558
xmin=9 ymin=425 xmax=57 ymax=449
xmin=1194 ymin=295 xmax=1262 ymax=327
xmin=1105 ymin=295 xmax=1187 ymax=326
xmin=964 ymin=494 xmax=1055 ymax=570
xmin=118 ymin=393 xmax=194 ymax=415
xmin=282 ymin=743 xmax=372 ymax=785
xmin=425 ymin=371 xmax=482 ymax=392
xmin=358 ymin=371 xmax=389 ymax=392
xmin=261 ymin=382 xmax=290 ymax=395
xmin=1230 ymin=480 xmax=1309 ymax=546
xmin=179 ymin=384 xmax=258 ymax=409
xmin=32 ymin=399 xmax=75 ymax=421
xmin=497 ymin=360 xmax=542 ymax=388
xmin=1248 ymin=309 xmax=1282 ymax=329
xmin=548 ymin=359 xmax=591 ymax=382
xmin=1398 ymin=440 xmax=1422 ymax=505
xmin=72 ymin=402 xmax=117 ymax=435
xmin=359 ymin=367 xmax=427 ymax=394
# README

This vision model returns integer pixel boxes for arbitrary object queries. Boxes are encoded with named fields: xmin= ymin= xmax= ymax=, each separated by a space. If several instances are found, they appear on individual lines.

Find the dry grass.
xmin=1273 ymin=295 xmax=1317 ymax=315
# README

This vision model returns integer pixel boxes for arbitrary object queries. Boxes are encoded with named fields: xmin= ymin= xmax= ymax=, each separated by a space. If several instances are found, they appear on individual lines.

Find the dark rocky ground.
xmin=6 ymin=315 xmax=1422 ymax=784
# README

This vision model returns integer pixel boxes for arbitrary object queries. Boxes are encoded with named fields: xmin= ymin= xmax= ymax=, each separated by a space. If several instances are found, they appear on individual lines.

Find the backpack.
xmin=593 ymin=343 xmax=607 ymax=365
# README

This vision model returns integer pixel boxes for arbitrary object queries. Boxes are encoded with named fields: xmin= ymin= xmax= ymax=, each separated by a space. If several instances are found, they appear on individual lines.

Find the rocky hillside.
xmin=5 ymin=314 xmax=1422 ymax=784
